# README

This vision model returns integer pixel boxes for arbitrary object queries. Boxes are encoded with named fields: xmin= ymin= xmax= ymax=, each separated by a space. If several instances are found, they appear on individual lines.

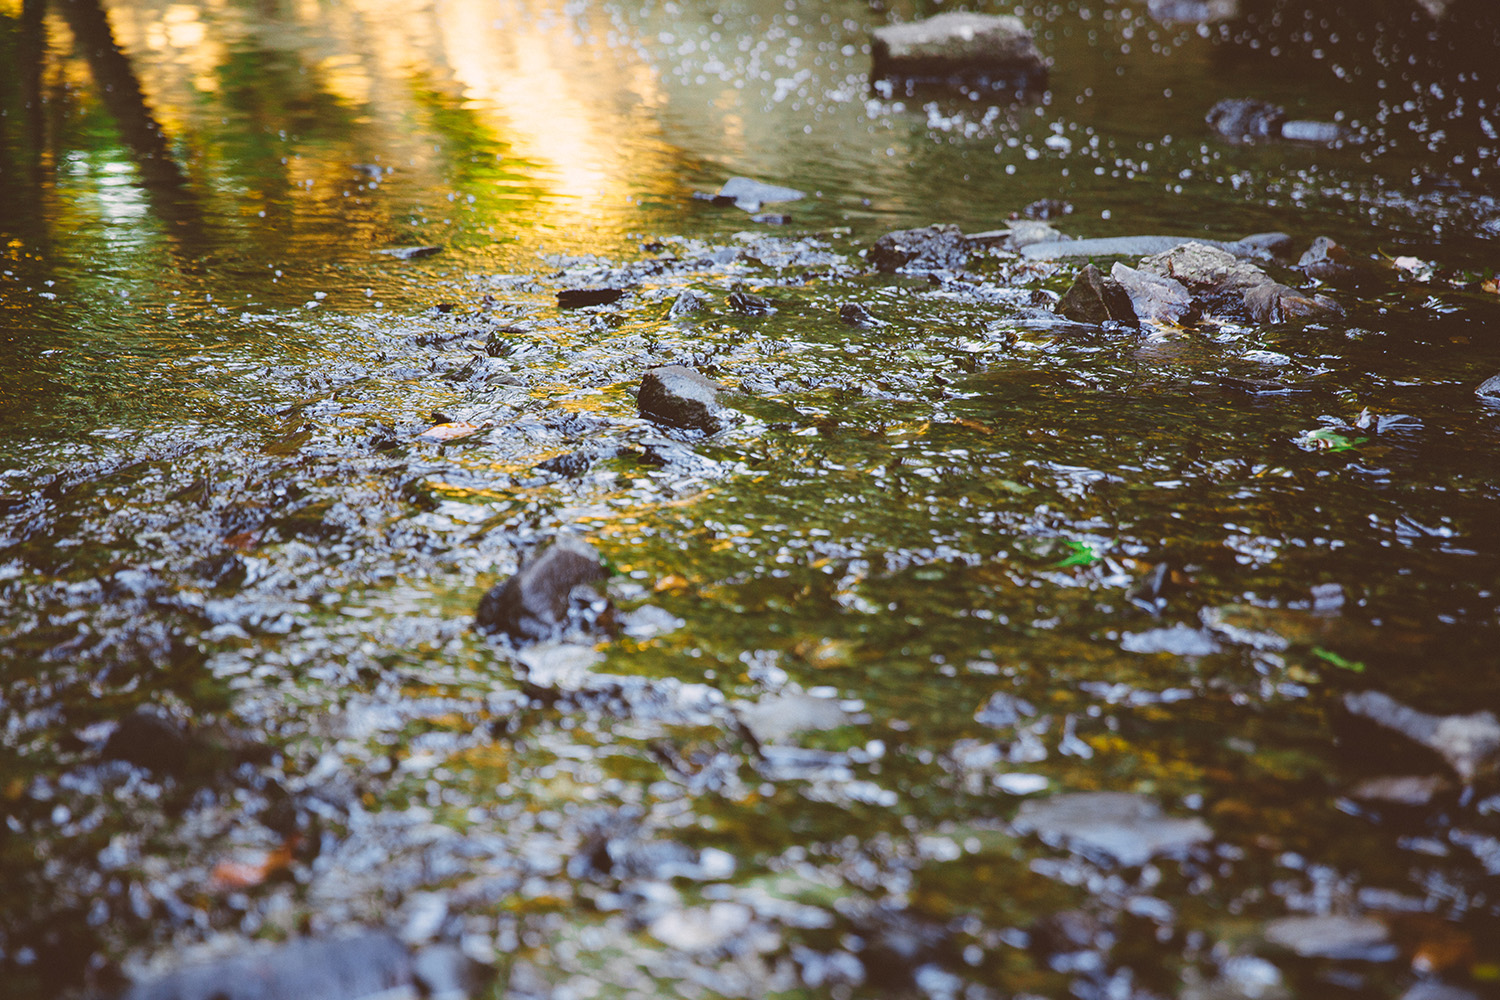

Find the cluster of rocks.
xmin=1056 ymin=239 xmax=1344 ymax=327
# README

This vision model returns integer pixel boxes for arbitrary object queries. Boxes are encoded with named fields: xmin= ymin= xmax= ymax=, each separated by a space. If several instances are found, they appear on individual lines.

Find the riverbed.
xmin=2 ymin=0 xmax=1499 ymax=998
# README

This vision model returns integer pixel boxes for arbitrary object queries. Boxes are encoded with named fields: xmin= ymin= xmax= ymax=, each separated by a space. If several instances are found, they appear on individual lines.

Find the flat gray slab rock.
xmin=737 ymin=691 xmax=851 ymax=745
xmin=871 ymin=12 xmax=1048 ymax=90
xmin=1022 ymin=233 xmax=1286 ymax=261
xmin=118 ymin=932 xmax=413 ymax=1000
xmin=1263 ymin=915 xmax=1397 ymax=961
xmin=1013 ymin=791 xmax=1212 ymax=866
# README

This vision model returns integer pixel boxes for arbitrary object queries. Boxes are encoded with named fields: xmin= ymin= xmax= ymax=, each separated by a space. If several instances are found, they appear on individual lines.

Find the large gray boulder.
xmin=871 ymin=12 xmax=1048 ymax=91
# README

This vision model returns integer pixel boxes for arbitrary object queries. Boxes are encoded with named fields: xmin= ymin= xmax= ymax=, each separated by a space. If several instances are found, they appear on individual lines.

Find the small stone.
xmin=637 ymin=365 xmax=741 ymax=435
xmin=1475 ymin=374 xmax=1500 ymax=400
xmin=375 ymin=245 xmax=442 ymax=259
xmin=1013 ymin=791 xmax=1212 ymax=866
xmin=667 ymin=291 xmax=707 ymax=320
xmin=1242 ymin=282 xmax=1343 ymax=323
xmin=1262 ymin=915 xmax=1396 ymax=961
xmin=1280 ymin=119 xmax=1344 ymax=144
xmin=1298 ymin=236 xmax=1355 ymax=281
xmin=1056 ymin=263 xmax=1137 ymax=325
xmin=838 ymin=302 xmax=884 ymax=328
xmin=1148 ymin=0 xmax=1240 ymax=23
xmin=556 ymin=287 xmax=624 ymax=309
xmin=870 ymin=12 xmax=1048 ymax=91
xmin=870 ymin=224 xmax=968 ymax=273
xmin=1119 ymin=624 xmax=1220 ymax=656
xmin=1207 ymin=98 xmax=1286 ymax=143
xmin=713 ymin=176 xmax=805 ymax=212
xmin=737 ymin=692 xmax=851 ymax=745
xmin=974 ymin=691 xmax=1037 ymax=729
xmin=475 ymin=535 xmax=607 ymax=642
xmin=1347 ymin=774 xmax=1453 ymax=807
xmin=649 ymin=902 xmax=754 ymax=952
xmin=728 ymin=290 xmax=775 ymax=316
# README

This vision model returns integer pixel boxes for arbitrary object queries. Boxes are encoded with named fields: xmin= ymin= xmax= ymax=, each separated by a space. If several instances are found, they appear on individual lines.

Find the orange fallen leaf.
xmin=207 ymin=839 xmax=298 ymax=892
xmin=417 ymin=421 xmax=483 ymax=442
xmin=654 ymin=574 xmax=690 ymax=593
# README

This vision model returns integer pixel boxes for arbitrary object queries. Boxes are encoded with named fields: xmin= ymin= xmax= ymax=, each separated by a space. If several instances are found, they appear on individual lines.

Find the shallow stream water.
xmin=2 ymin=0 xmax=1500 ymax=998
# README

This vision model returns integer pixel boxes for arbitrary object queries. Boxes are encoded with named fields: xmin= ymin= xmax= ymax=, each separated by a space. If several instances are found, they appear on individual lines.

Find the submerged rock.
xmin=1207 ymin=98 xmax=1343 ymax=145
xmin=556 ymin=287 xmax=625 ymax=309
xmin=711 ymin=176 xmax=805 ymax=212
xmin=1207 ymin=99 xmax=1286 ymax=143
xmin=1056 ymin=263 xmax=1136 ymax=325
xmin=736 ymin=691 xmax=851 ymax=745
xmin=475 ymin=535 xmax=608 ymax=642
xmin=1013 ymin=791 xmax=1212 ymax=866
xmin=637 ymin=365 xmax=742 ymax=435
xmin=1148 ymin=0 xmax=1240 ymax=23
xmin=1343 ymin=690 xmax=1500 ymax=785
xmin=1475 ymin=374 xmax=1500 ymax=400
xmin=870 ymin=224 xmax=968 ymax=273
xmin=1262 ymin=915 xmax=1397 ymax=961
xmin=117 ymin=931 xmax=416 ymax=1000
xmin=870 ymin=12 xmax=1049 ymax=91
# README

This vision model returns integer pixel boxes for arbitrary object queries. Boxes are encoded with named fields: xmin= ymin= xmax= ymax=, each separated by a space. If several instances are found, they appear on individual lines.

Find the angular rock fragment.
xmin=637 ymin=364 xmax=742 ymax=435
xmin=974 ymin=691 xmax=1037 ymax=729
xmin=475 ymin=535 xmax=608 ymax=642
xmin=870 ymin=224 xmax=968 ymax=273
xmin=1298 ymin=236 xmax=1355 ymax=281
xmin=1110 ymin=262 xmax=1196 ymax=325
xmin=1474 ymin=374 xmax=1500 ymax=400
xmin=870 ymin=12 xmax=1049 ymax=91
xmin=1056 ymin=263 xmax=1136 ymax=325
xmin=1343 ymin=690 xmax=1500 ymax=785
xmin=1013 ymin=791 xmax=1212 ymax=866
xmin=1242 ymin=281 xmax=1344 ymax=323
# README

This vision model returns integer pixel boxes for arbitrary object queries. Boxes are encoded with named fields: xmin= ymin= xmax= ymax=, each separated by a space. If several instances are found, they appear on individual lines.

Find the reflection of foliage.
xmin=408 ymin=78 xmax=547 ymax=209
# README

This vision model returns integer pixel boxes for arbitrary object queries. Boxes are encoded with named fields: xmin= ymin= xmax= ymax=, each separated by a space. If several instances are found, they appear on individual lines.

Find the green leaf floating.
xmin=1055 ymin=540 xmax=1103 ymax=568
xmin=1312 ymin=647 xmax=1365 ymax=673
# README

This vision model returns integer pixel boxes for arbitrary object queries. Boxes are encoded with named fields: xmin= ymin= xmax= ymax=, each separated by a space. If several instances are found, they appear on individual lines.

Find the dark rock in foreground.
xmin=1056 ymin=263 xmax=1136 ymax=325
xmin=870 ymin=12 xmax=1049 ymax=91
xmin=1343 ymin=690 xmax=1500 ymax=785
xmin=870 ymin=224 xmax=968 ymax=273
xmin=475 ymin=535 xmax=608 ymax=643
xmin=557 ymin=287 xmax=625 ymax=309
xmin=637 ymin=364 xmax=742 ymax=434
xmin=118 ymin=932 xmax=412 ymax=1000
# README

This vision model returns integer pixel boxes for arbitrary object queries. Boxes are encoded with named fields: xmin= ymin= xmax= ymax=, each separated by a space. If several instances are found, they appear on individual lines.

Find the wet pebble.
xmin=1012 ymin=791 xmax=1213 ymax=866
xmin=1262 ymin=914 xmax=1397 ymax=961
xmin=869 ymin=12 xmax=1049 ymax=91
xmin=637 ymin=365 xmax=742 ymax=435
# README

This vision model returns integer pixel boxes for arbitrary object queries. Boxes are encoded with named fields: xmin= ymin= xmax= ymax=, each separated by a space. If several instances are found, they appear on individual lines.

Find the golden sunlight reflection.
xmin=84 ymin=0 xmax=695 ymax=248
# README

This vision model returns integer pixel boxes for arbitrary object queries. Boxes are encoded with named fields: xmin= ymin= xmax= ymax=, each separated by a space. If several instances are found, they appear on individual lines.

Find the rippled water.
xmin=2 ymin=0 xmax=1500 ymax=998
